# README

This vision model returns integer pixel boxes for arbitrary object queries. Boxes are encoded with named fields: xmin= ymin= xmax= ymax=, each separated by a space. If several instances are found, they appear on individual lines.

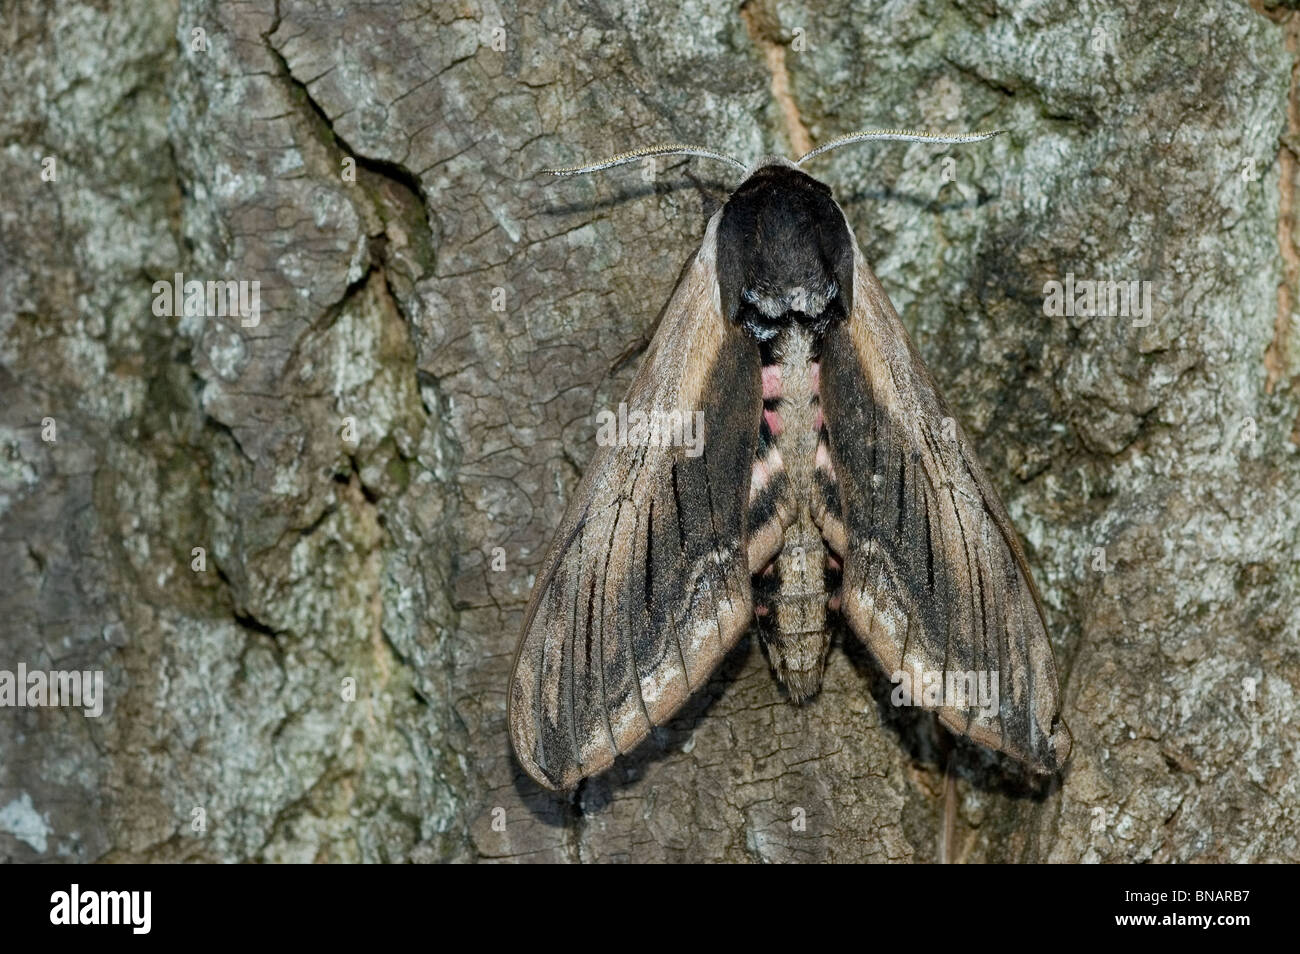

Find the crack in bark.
xmin=260 ymin=4 xmax=432 ymax=245
xmin=740 ymin=1 xmax=812 ymax=157
xmin=1255 ymin=1 xmax=1300 ymax=443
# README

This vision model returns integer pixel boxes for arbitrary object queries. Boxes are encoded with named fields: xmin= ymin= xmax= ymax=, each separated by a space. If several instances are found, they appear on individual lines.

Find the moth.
xmin=510 ymin=129 xmax=1072 ymax=791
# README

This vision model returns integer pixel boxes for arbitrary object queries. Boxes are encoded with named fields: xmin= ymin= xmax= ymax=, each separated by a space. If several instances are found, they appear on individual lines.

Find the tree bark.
xmin=1 ymin=0 xmax=1297 ymax=862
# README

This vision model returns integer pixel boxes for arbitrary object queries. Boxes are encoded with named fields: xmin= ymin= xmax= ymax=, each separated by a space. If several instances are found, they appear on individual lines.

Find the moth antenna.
xmin=794 ymin=128 xmax=1005 ymax=166
xmin=542 ymin=143 xmax=747 ymax=177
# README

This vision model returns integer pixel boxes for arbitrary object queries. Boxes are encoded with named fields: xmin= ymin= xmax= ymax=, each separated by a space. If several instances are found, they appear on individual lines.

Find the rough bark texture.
xmin=2 ymin=0 xmax=1298 ymax=863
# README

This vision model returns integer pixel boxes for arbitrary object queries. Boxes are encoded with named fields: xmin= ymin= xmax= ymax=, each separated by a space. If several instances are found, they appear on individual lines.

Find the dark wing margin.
xmin=508 ymin=213 xmax=763 ymax=791
xmin=818 ymin=237 xmax=1072 ymax=773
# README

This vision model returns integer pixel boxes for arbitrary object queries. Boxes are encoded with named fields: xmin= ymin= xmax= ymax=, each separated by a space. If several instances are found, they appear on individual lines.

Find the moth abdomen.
xmin=759 ymin=526 xmax=834 ymax=701
xmin=748 ymin=326 xmax=838 ymax=699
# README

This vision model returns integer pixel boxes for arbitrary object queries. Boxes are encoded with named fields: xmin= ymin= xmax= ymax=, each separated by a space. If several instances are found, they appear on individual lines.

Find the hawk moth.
xmin=509 ymin=130 xmax=1072 ymax=791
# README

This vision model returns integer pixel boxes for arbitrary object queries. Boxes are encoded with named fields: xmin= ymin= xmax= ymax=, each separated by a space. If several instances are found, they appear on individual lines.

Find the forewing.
xmin=819 ymin=238 xmax=1072 ymax=773
xmin=509 ymin=214 xmax=763 ymax=791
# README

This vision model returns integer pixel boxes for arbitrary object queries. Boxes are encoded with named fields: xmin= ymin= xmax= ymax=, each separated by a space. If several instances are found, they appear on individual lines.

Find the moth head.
xmin=541 ymin=128 xmax=1004 ymax=338
xmin=715 ymin=158 xmax=854 ymax=339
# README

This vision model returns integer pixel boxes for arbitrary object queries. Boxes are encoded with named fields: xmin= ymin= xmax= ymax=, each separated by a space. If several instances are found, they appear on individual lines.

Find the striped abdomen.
xmin=748 ymin=326 xmax=839 ymax=701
